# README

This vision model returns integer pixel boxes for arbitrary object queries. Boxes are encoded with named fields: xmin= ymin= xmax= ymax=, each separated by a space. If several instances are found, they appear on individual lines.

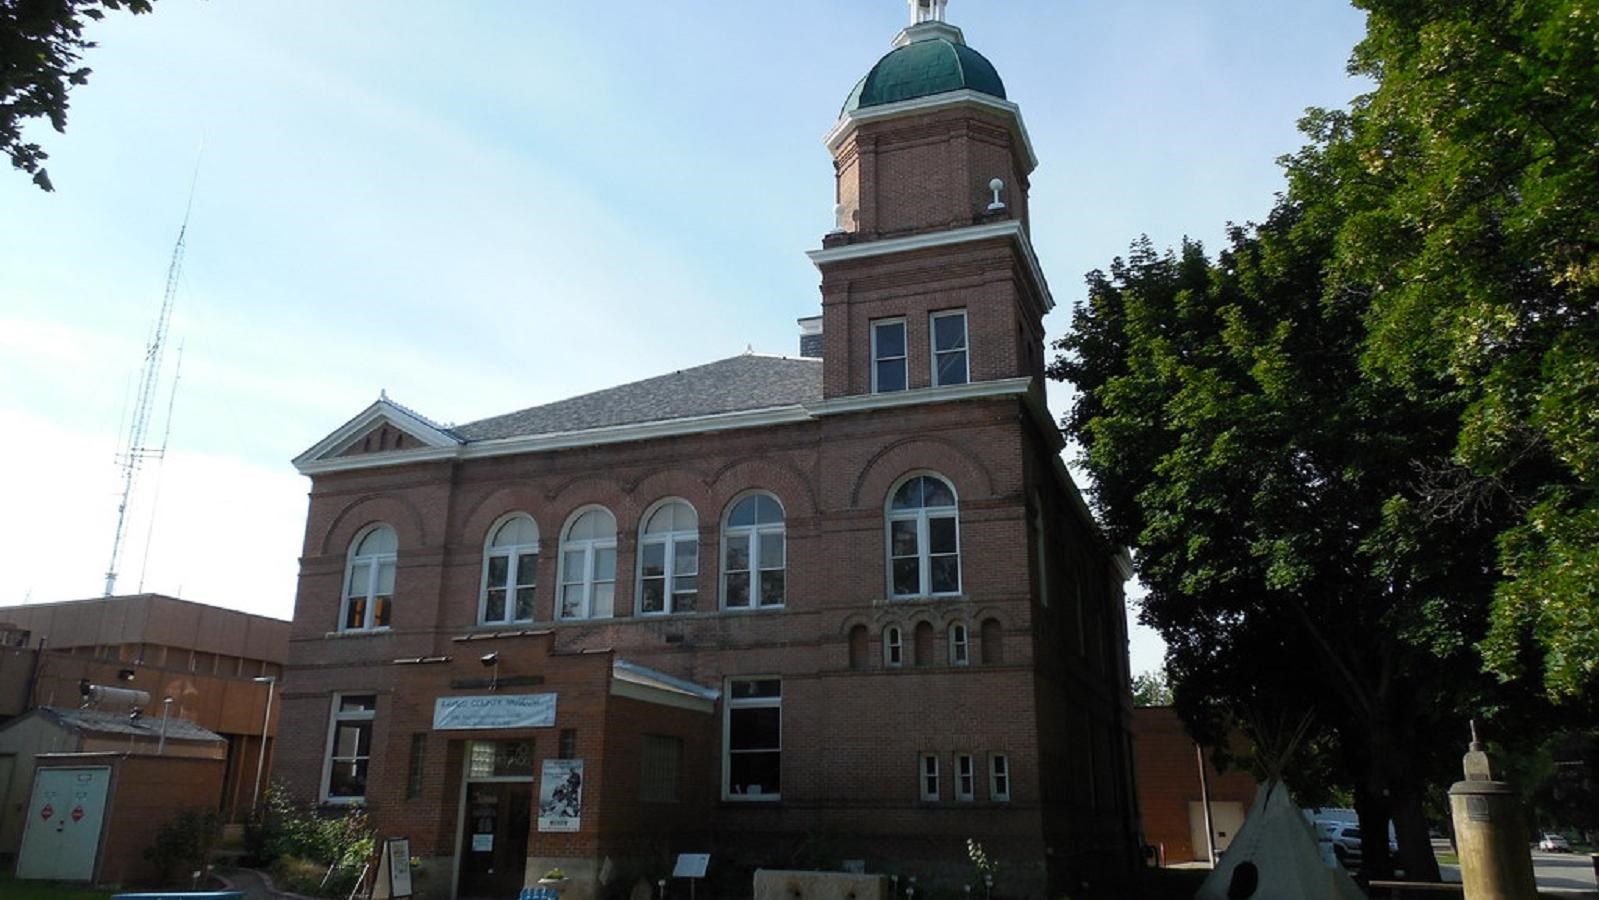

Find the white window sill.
xmin=323 ymin=628 xmax=393 ymax=639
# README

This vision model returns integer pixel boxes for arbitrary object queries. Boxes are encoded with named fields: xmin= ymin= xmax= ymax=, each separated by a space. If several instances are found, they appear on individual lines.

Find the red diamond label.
xmin=40 ymin=805 xmax=53 ymax=821
xmin=70 ymin=806 xmax=85 ymax=823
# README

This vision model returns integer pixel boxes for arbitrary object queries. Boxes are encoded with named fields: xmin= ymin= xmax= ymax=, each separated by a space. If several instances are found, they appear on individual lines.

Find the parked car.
xmin=1538 ymin=833 xmax=1571 ymax=853
xmin=1315 ymin=821 xmax=1399 ymax=867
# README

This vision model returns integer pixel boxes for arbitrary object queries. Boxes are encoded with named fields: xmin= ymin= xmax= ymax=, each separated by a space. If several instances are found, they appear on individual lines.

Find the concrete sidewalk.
xmin=214 ymin=867 xmax=314 ymax=900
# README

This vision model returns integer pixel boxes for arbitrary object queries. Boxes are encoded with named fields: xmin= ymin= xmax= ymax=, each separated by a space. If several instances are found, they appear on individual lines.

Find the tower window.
xmin=872 ymin=319 xmax=908 ymax=393
xmin=930 ymin=310 xmax=968 ymax=386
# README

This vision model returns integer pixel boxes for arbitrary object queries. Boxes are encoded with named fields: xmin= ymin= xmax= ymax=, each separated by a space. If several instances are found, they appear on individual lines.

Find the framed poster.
xmin=537 ymin=759 xmax=583 ymax=832
xmin=370 ymin=836 xmax=412 ymax=898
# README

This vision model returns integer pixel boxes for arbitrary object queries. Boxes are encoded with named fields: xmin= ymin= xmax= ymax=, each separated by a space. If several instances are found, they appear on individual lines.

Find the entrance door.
xmin=458 ymin=782 xmax=532 ymax=899
xmin=16 ymin=766 xmax=111 ymax=881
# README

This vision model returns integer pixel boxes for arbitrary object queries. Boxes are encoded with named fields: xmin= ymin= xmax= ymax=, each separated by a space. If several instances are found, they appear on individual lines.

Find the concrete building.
xmin=1131 ymin=706 xmax=1258 ymax=865
xmin=279 ymin=7 xmax=1139 ymax=899
xmin=0 ymin=593 xmax=288 ymax=864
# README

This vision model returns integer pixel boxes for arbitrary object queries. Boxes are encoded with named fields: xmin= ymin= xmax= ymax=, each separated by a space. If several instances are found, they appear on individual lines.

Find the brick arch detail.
xmin=456 ymin=485 xmax=548 ymax=547
xmin=848 ymin=435 xmax=997 ymax=508
xmin=707 ymin=457 xmax=818 ymax=519
xmin=545 ymin=476 xmax=634 ymax=529
xmin=319 ymin=492 xmax=428 ymax=557
xmin=626 ymin=467 xmax=715 ymax=524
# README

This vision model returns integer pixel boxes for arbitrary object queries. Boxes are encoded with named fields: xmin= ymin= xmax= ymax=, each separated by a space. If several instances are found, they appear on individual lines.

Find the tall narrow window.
xmin=639 ymin=500 xmax=699 ymax=614
xmin=990 ymin=753 xmax=1011 ymax=802
xmin=872 ymin=318 xmax=908 ymax=393
xmin=930 ymin=310 xmax=969 ymax=386
xmin=406 ymin=733 xmax=427 ymax=800
xmin=342 ymin=526 xmax=396 ymax=632
xmin=725 ymin=678 xmax=781 ymax=800
xmin=884 ymin=626 xmax=904 ymax=667
xmin=323 ymin=694 xmax=376 ymax=803
xmin=723 ymin=494 xmax=785 ymax=609
xmin=887 ymin=474 xmax=960 ymax=598
xmin=920 ymin=753 xmax=940 ymax=801
xmin=956 ymin=753 xmax=975 ymax=801
xmin=558 ymin=508 xmax=616 ymax=619
xmin=481 ymin=515 xmax=538 ymax=624
xmin=640 ymin=734 xmax=683 ymax=803
xmin=950 ymin=623 xmax=970 ymax=666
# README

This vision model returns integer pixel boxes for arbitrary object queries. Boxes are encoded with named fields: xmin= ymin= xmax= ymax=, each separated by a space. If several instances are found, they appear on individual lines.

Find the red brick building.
xmin=279 ymin=7 xmax=1138 ymax=898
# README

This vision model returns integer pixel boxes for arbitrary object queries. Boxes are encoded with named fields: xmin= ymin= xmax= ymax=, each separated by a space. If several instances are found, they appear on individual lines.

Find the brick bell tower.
xmin=808 ymin=0 xmax=1054 ymax=399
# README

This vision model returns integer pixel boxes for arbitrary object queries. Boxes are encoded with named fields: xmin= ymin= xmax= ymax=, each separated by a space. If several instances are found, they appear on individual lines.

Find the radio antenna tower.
xmin=104 ymin=168 xmax=198 ymax=596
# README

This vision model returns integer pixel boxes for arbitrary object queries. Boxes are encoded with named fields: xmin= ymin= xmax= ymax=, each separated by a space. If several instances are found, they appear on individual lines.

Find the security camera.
xmin=480 ymin=652 xmax=499 ymax=667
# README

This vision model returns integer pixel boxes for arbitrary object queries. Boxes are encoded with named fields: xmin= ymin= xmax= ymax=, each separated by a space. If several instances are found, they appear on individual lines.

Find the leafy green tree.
xmin=1 ymin=0 xmax=155 ymax=191
xmin=1132 ymin=669 xmax=1174 ymax=707
xmin=1327 ymin=0 xmax=1599 ymax=698
xmin=1050 ymin=196 xmax=1546 ymax=877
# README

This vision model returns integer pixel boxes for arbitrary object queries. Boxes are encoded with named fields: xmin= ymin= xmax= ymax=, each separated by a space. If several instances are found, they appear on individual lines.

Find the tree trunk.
xmin=1391 ymin=780 xmax=1441 ymax=881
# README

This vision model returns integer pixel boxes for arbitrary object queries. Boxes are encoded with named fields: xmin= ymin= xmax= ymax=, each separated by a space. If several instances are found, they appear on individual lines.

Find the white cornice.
xmin=807 ymin=219 xmax=1055 ymax=313
xmin=291 ymin=398 xmax=462 ymax=472
xmin=294 ymin=379 xmax=1037 ymax=476
xmin=811 ymin=376 xmax=1031 ymax=417
xmin=824 ymin=89 xmax=1038 ymax=172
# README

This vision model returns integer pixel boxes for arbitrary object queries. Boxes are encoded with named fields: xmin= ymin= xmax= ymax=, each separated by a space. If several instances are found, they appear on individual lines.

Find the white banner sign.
xmin=433 ymin=693 xmax=556 ymax=730
xmin=538 ymin=759 xmax=583 ymax=832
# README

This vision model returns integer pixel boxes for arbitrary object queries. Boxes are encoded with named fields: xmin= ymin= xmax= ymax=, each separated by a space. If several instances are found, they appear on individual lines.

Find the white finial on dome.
xmin=909 ymin=0 xmax=948 ymax=25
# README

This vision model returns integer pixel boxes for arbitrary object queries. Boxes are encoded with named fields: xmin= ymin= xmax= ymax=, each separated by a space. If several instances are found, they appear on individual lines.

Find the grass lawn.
xmin=0 ymin=873 xmax=115 ymax=900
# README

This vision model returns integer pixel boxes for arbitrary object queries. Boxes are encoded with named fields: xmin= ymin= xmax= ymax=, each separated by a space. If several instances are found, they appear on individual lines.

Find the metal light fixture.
xmin=250 ymin=675 xmax=277 ymax=813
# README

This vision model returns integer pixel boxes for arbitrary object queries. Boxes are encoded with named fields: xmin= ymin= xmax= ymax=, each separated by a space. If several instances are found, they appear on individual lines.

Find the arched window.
xmin=884 ymin=625 xmax=904 ymax=667
xmin=481 ymin=515 xmax=538 ymax=625
xmin=981 ymin=617 xmax=1004 ymax=665
xmin=722 ymin=493 xmax=785 ymax=609
xmin=950 ymin=622 xmax=970 ymax=666
xmin=913 ymin=621 xmax=935 ymax=667
xmin=887 ymin=474 xmax=960 ymax=598
xmin=639 ymin=500 xmax=698 ymax=615
xmin=558 ymin=507 xmax=616 ymax=620
xmin=848 ymin=625 xmax=869 ymax=670
xmin=342 ymin=525 xmax=396 ymax=632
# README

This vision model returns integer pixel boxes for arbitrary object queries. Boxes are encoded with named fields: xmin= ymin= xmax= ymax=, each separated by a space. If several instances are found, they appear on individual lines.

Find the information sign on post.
xmin=672 ymin=853 xmax=710 ymax=900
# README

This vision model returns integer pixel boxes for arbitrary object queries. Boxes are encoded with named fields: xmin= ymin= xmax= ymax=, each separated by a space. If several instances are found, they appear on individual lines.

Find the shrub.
xmin=144 ymin=807 xmax=222 ymax=886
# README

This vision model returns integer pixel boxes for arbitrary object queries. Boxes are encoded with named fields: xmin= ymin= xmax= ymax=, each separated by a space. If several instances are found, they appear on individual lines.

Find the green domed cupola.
xmin=842 ymin=35 xmax=1006 ymax=115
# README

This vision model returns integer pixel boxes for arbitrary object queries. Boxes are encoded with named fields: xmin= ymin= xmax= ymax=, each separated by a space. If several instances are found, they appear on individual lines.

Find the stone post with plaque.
xmin=1447 ymin=723 xmax=1537 ymax=900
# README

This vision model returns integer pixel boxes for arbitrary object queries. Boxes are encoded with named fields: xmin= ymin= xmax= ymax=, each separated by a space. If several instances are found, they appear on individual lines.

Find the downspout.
xmin=1196 ymin=742 xmax=1216 ymax=865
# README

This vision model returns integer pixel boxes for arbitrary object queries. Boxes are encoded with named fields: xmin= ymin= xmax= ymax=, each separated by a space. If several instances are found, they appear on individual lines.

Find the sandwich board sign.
xmin=371 ymin=836 xmax=412 ymax=898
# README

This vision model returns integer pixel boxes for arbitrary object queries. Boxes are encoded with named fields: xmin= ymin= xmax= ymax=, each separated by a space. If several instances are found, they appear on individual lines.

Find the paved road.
xmin=1433 ymin=842 xmax=1597 ymax=894
xmin=1530 ymin=850 xmax=1598 ymax=893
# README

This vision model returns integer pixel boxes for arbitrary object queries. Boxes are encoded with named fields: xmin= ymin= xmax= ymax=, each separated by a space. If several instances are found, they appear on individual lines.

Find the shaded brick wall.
xmin=1131 ymin=706 xmax=1257 ymax=864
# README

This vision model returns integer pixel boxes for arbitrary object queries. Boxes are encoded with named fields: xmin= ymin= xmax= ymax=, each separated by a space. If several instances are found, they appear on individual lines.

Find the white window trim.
xmin=886 ymin=473 xmax=962 ymax=599
xmin=929 ymin=309 xmax=969 ymax=387
xmin=956 ymin=753 xmax=976 ymax=802
xmin=340 ymin=525 xmax=395 ymax=633
xmin=479 ymin=514 xmax=539 ymax=625
xmin=557 ymin=506 xmax=617 ymax=621
xmin=723 ymin=677 xmax=782 ymax=802
xmin=950 ymin=622 xmax=970 ymax=666
xmin=638 ymin=499 xmax=700 ymax=616
xmin=321 ymin=693 xmax=376 ymax=804
xmin=990 ymin=752 xmax=1011 ymax=802
xmin=870 ymin=317 xmax=908 ymax=393
xmin=884 ymin=626 xmax=904 ymax=667
xmin=919 ymin=752 xmax=940 ymax=802
xmin=720 ymin=493 xmax=786 ymax=610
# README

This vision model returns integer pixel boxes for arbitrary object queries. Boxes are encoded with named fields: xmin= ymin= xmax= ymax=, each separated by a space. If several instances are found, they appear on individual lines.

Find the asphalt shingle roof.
xmin=454 ymin=354 xmax=822 ymax=442
xmin=42 ymin=706 xmax=225 ymax=743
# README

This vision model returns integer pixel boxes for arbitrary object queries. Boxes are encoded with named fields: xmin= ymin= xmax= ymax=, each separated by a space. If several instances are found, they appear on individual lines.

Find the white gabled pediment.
xmin=293 ymin=397 xmax=461 ymax=474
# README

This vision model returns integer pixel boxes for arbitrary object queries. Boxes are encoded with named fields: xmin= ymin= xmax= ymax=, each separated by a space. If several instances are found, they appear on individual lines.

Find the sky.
xmin=0 ymin=1 xmax=1370 ymax=676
